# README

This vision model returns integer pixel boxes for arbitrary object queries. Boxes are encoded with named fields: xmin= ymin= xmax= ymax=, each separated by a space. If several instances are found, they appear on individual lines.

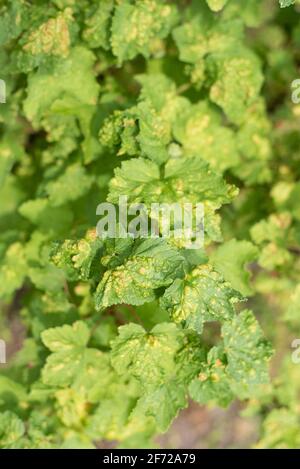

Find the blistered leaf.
xmin=0 ymin=242 xmax=27 ymax=299
xmin=111 ymin=322 xmax=184 ymax=387
xmin=108 ymin=156 xmax=237 ymax=243
xmin=208 ymin=48 xmax=263 ymax=125
xmin=173 ymin=11 xmax=243 ymax=63
xmin=250 ymin=213 xmax=292 ymax=270
xmin=111 ymin=0 xmax=178 ymax=63
xmin=95 ymin=239 xmax=185 ymax=310
xmin=111 ymin=322 xmax=203 ymax=430
xmin=222 ymin=310 xmax=273 ymax=398
xmin=108 ymin=157 xmax=160 ymax=203
xmin=161 ymin=265 xmax=241 ymax=333
xmin=173 ymin=101 xmax=240 ymax=172
xmin=109 ymin=156 xmax=237 ymax=206
xmin=234 ymin=100 xmax=272 ymax=184
xmin=190 ymin=310 xmax=272 ymax=405
xmin=0 ymin=0 xmax=28 ymax=46
xmin=189 ymin=346 xmax=234 ymax=407
xmin=22 ymin=8 xmax=73 ymax=58
xmin=99 ymin=110 xmax=139 ymax=157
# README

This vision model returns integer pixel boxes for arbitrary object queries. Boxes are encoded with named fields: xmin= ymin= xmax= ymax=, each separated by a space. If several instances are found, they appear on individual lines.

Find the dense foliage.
xmin=0 ymin=0 xmax=300 ymax=449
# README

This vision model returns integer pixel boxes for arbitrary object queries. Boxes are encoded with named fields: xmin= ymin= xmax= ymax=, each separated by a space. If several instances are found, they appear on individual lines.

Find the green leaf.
xmin=42 ymin=321 xmax=114 ymax=399
xmin=42 ymin=320 xmax=89 ymax=351
xmin=160 ymin=265 xmax=242 ymax=333
xmin=0 ymin=139 xmax=25 ymax=188
xmin=206 ymin=0 xmax=229 ymax=11
xmin=211 ymin=239 xmax=259 ymax=296
xmin=83 ymin=0 xmax=114 ymax=50
xmin=41 ymin=321 xmax=90 ymax=386
xmin=135 ymin=74 xmax=189 ymax=164
xmin=45 ymin=164 xmax=94 ymax=206
xmin=279 ymin=0 xmax=295 ymax=7
xmin=0 ymin=411 xmax=25 ymax=449
xmin=0 ymin=376 xmax=27 ymax=408
xmin=132 ymin=382 xmax=187 ymax=432
xmin=284 ymin=284 xmax=300 ymax=325
xmin=19 ymin=198 xmax=73 ymax=235
xmin=23 ymin=46 xmax=99 ymax=124
xmin=87 ymin=379 xmax=153 ymax=442
xmin=257 ymin=409 xmax=300 ymax=449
